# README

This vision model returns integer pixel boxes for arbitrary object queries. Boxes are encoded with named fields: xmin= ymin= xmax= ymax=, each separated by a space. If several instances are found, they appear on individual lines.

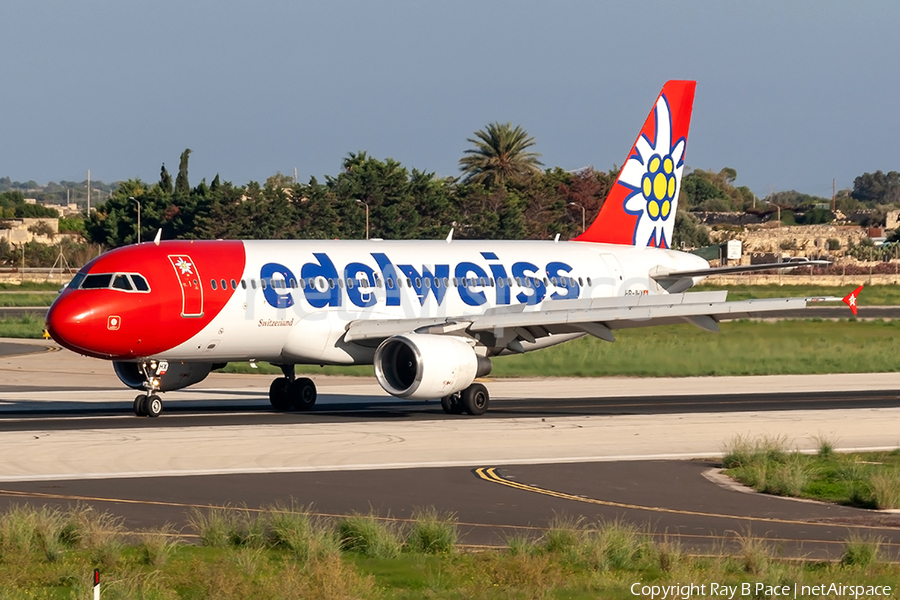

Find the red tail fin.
xmin=843 ymin=285 xmax=863 ymax=315
xmin=575 ymin=80 xmax=696 ymax=247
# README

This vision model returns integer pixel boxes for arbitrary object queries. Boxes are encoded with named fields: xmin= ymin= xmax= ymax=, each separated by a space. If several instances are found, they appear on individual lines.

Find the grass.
xmin=0 ymin=313 xmax=47 ymax=338
xmin=695 ymin=282 xmax=900 ymax=305
xmin=0 ymin=293 xmax=56 ymax=307
xmin=0 ymin=503 xmax=898 ymax=598
xmin=723 ymin=438 xmax=900 ymax=509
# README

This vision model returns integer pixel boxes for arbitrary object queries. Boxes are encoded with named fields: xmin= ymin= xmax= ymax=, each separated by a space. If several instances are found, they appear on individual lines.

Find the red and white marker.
xmin=93 ymin=569 xmax=100 ymax=600
xmin=843 ymin=285 xmax=864 ymax=315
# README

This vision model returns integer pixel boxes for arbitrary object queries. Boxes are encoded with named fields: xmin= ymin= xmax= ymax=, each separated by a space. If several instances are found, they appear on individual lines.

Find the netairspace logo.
xmin=630 ymin=581 xmax=893 ymax=599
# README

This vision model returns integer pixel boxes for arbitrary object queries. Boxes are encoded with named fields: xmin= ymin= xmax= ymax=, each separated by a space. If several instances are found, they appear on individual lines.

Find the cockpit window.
xmin=112 ymin=274 xmax=133 ymax=290
xmin=131 ymin=275 xmax=150 ymax=291
xmin=67 ymin=272 xmax=86 ymax=290
xmin=77 ymin=272 xmax=150 ymax=293
xmin=81 ymin=274 xmax=113 ymax=289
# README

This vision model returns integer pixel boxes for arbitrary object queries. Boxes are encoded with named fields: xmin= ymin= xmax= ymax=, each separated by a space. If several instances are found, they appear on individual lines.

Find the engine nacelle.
xmin=113 ymin=361 xmax=215 ymax=392
xmin=374 ymin=333 xmax=491 ymax=399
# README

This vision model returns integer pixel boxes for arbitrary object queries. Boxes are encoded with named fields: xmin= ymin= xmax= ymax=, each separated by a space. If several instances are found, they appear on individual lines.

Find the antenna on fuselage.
xmin=446 ymin=228 xmax=454 ymax=243
xmin=153 ymin=229 xmax=162 ymax=246
xmin=554 ymin=233 xmax=560 ymax=243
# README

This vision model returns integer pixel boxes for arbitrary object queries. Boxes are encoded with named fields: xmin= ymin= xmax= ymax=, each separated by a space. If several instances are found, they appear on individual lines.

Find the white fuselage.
xmin=164 ymin=239 xmax=709 ymax=364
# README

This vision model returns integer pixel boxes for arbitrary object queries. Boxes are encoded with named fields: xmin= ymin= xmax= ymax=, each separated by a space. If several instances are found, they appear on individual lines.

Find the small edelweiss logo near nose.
xmin=641 ymin=154 xmax=676 ymax=222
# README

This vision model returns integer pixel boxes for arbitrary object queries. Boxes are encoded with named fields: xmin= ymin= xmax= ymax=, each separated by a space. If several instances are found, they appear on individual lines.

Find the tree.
xmin=852 ymin=170 xmax=900 ymax=205
xmin=174 ymin=148 xmax=192 ymax=196
xmin=159 ymin=164 xmax=173 ymax=195
xmin=459 ymin=122 xmax=543 ymax=186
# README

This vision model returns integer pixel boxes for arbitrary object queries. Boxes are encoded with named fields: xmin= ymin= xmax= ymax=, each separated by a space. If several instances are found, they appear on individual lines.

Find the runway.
xmin=0 ymin=338 xmax=898 ymax=559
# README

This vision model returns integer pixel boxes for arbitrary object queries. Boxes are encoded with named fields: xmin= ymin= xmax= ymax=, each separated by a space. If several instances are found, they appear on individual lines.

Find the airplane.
xmin=46 ymin=80 xmax=841 ymax=418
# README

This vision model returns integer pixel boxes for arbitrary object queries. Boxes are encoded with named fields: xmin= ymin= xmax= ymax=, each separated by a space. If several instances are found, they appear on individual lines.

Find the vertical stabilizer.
xmin=575 ymin=80 xmax=696 ymax=247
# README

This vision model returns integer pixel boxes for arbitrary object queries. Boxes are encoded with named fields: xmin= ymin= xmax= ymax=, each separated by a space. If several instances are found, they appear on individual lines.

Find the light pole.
xmin=355 ymin=199 xmax=370 ymax=240
xmin=567 ymin=202 xmax=586 ymax=233
xmin=129 ymin=197 xmax=141 ymax=244
xmin=765 ymin=201 xmax=781 ymax=260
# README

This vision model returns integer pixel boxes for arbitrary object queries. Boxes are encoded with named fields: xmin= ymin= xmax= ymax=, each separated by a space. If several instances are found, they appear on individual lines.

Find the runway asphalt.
xmin=0 ymin=339 xmax=898 ymax=559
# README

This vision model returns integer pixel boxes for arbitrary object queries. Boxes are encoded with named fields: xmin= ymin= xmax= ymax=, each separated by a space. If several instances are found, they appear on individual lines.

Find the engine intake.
xmin=374 ymin=333 xmax=491 ymax=399
xmin=113 ymin=361 xmax=214 ymax=392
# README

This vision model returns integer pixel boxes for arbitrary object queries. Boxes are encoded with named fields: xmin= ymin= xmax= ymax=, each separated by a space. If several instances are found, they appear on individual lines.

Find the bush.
xmin=841 ymin=532 xmax=881 ymax=567
xmin=337 ymin=513 xmax=401 ymax=558
xmin=405 ymin=508 xmax=457 ymax=555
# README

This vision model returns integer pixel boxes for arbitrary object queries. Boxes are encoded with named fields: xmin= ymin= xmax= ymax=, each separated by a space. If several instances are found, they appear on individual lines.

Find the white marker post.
xmin=93 ymin=569 xmax=100 ymax=600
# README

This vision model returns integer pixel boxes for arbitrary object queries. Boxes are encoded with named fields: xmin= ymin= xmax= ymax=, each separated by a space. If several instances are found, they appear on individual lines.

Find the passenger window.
xmin=81 ymin=274 xmax=113 ymax=289
xmin=415 ymin=277 xmax=422 ymax=288
xmin=515 ymin=277 xmax=522 ymax=286
xmin=289 ymin=278 xmax=297 ymax=288
xmin=587 ymin=277 xmax=592 ymax=286
xmin=497 ymin=277 xmax=505 ymax=288
xmin=347 ymin=278 xmax=354 ymax=289
xmin=210 ymin=279 xmax=218 ymax=290
xmin=328 ymin=278 xmax=334 ymax=289
xmin=387 ymin=278 xmax=394 ymax=289
xmin=220 ymin=279 xmax=227 ymax=290
xmin=375 ymin=278 xmax=382 ymax=288
xmin=112 ymin=274 xmax=133 ymax=291
xmin=250 ymin=279 xmax=257 ymax=289
xmin=298 ymin=279 xmax=306 ymax=290
xmin=433 ymin=277 xmax=441 ymax=289
xmin=260 ymin=279 xmax=267 ymax=290
xmin=406 ymin=278 xmax=412 ymax=287
xmin=479 ymin=277 xmax=486 ymax=286
xmin=131 ymin=274 xmax=150 ymax=291
xmin=578 ymin=277 xmax=584 ymax=286
xmin=443 ymin=277 xmax=449 ymax=287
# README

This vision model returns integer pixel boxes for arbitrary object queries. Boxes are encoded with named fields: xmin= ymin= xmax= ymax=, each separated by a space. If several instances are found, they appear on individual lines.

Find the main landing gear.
xmin=441 ymin=382 xmax=489 ymax=416
xmin=269 ymin=364 xmax=318 ymax=411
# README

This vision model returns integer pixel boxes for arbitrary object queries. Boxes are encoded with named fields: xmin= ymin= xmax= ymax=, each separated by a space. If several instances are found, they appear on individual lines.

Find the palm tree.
xmin=459 ymin=122 xmax=543 ymax=186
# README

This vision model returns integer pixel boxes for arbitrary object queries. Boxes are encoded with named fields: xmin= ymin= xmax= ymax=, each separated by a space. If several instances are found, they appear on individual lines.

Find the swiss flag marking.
xmin=168 ymin=254 xmax=204 ymax=317
xmin=842 ymin=285 xmax=864 ymax=316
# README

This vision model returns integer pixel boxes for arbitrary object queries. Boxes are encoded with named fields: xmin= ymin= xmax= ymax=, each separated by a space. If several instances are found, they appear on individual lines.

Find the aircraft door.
xmin=598 ymin=254 xmax=624 ymax=293
xmin=168 ymin=254 xmax=204 ymax=317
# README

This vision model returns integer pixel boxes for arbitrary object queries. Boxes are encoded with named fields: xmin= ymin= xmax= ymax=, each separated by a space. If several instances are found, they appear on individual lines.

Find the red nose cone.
xmin=46 ymin=293 xmax=102 ymax=357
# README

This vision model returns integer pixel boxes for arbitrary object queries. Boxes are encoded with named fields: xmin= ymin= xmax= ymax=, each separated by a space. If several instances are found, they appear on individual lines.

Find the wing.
xmin=342 ymin=290 xmax=843 ymax=352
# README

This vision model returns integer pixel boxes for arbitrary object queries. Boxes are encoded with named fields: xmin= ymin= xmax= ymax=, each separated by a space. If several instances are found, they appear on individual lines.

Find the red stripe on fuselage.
xmin=47 ymin=241 xmax=245 ymax=360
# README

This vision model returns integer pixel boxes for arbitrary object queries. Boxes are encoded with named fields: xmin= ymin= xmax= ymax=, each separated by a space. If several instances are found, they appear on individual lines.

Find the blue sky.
xmin=2 ymin=2 xmax=898 ymax=199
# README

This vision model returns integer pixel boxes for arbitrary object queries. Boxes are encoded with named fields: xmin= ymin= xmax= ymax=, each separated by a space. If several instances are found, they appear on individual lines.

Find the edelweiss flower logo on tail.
xmin=619 ymin=95 xmax=686 ymax=248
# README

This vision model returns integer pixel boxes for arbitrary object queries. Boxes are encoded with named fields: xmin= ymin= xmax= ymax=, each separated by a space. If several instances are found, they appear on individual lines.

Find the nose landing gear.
xmin=269 ymin=364 xmax=318 ymax=411
xmin=133 ymin=393 xmax=163 ymax=418
xmin=132 ymin=360 xmax=167 ymax=418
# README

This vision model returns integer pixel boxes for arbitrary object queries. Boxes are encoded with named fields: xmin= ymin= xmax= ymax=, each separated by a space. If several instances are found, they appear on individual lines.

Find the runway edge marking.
xmin=474 ymin=467 xmax=900 ymax=532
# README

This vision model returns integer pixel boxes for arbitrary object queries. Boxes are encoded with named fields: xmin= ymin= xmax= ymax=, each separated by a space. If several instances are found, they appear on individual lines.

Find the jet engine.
xmin=374 ymin=333 xmax=491 ymax=399
xmin=113 ymin=361 xmax=217 ymax=392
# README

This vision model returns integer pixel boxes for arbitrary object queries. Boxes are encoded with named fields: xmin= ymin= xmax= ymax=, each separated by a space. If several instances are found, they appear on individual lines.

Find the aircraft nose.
xmin=46 ymin=293 xmax=96 ymax=355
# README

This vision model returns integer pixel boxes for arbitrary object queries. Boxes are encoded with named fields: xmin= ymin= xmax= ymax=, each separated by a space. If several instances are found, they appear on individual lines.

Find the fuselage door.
xmin=168 ymin=254 xmax=204 ymax=317
xmin=598 ymin=253 xmax=624 ymax=293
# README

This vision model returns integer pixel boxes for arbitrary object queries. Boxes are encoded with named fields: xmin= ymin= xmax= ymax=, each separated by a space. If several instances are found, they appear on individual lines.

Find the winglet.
xmin=842 ymin=285 xmax=863 ymax=315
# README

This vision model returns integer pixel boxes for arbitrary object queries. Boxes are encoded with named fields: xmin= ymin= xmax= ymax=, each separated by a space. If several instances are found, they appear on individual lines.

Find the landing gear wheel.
xmin=269 ymin=377 xmax=292 ymax=411
xmin=289 ymin=377 xmax=317 ymax=411
xmin=461 ymin=383 xmax=489 ymax=416
xmin=134 ymin=394 xmax=146 ymax=416
xmin=144 ymin=395 xmax=163 ymax=418
xmin=441 ymin=394 xmax=464 ymax=415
